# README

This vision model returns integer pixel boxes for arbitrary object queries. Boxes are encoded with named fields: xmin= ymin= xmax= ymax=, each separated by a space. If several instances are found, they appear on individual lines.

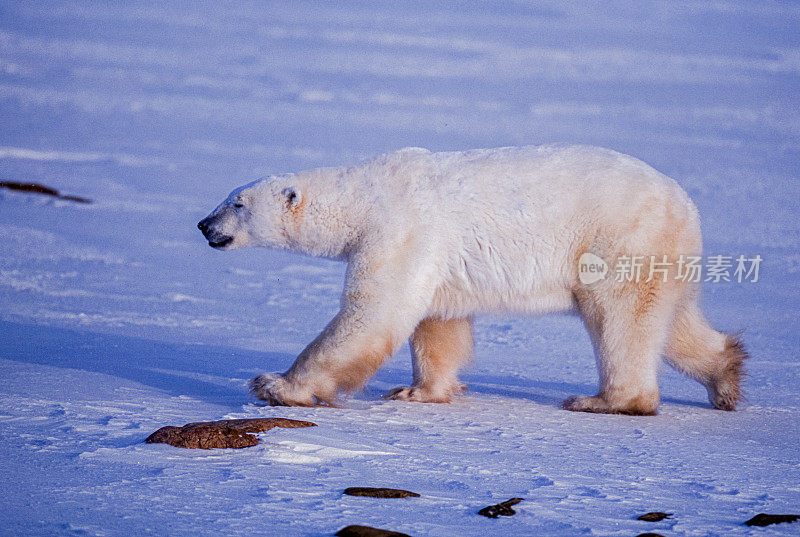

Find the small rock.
xmin=343 ymin=487 xmax=420 ymax=499
xmin=637 ymin=512 xmax=673 ymax=522
xmin=744 ymin=513 xmax=800 ymax=527
xmin=145 ymin=417 xmax=316 ymax=449
xmin=335 ymin=524 xmax=411 ymax=537
xmin=478 ymin=497 xmax=524 ymax=518
xmin=636 ymin=533 xmax=666 ymax=537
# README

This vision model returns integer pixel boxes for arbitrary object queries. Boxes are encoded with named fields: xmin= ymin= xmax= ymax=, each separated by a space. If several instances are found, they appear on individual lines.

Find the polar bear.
xmin=198 ymin=145 xmax=746 ymax=414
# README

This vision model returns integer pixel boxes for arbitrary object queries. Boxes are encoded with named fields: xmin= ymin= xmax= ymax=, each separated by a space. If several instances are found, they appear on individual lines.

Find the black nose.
xmin=197 ymin=218 xmax=210 ymax=234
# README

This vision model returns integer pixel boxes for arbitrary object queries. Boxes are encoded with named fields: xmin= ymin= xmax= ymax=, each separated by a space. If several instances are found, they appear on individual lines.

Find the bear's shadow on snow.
xmin=0 ymin=320 xmax=296 ymax=410
xmin=2 ymin=321 xmax=712 ymax=412
xmin=368 ymin=369 xmax=584 ymax=407
xmin=456 ymin=372 xmax=711 ymax=410
xmin=369 ymin=363 xmax=711 ymax=410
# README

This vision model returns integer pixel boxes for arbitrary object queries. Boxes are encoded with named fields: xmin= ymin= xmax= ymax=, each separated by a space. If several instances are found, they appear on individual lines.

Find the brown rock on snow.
xmin=343 ymin=487 xmax=420 ymax=499
xmin=477 ymin=497 xmax=524 ymax=518
xmin=637 ymin=512 xmax=673 ymax=522
xmin=335 ymin=525 xmax=411 ymax=537
xmin=145 ymin=418 xmax=316 ymax=449
xmin=744 ymin=513 xmax=800 ymax=527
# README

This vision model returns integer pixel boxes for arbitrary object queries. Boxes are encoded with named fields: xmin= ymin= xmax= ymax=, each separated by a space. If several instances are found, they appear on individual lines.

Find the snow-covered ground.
xmin=1 ymin=2 xmax=798 ymax=535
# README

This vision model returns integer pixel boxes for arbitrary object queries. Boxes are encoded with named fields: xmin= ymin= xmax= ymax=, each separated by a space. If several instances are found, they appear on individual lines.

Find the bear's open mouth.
xmin=208 ymin=237 xmax=233 ymax=249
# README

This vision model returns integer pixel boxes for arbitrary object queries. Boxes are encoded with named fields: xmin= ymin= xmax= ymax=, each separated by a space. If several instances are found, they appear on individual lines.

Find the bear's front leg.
xmin=385 ymin=316 xmax=473 ymax=403
xmin=249 ymin=308 xmax=401 ymax=406
xmin=250 ymin=244 xmax=440 ymax=406
xmin=249 ymin=372 xmax=319 ymax=406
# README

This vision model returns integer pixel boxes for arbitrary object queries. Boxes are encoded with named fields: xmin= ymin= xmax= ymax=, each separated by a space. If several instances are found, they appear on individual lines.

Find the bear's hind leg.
xmin=565 ymin=278 xmax=680 ymax=415
xmin=664 ymin=299 xmax=747 ymax=410
xmin=385 ymin=316 xmax=473 ymax=403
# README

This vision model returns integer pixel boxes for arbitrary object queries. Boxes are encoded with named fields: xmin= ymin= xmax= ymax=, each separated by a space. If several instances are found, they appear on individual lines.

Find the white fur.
xmin=200 ymin=144 xmax=741 ymax=413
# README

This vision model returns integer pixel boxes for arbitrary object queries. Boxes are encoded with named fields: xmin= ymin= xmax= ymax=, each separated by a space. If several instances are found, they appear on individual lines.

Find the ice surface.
xmin=1 ymin=1 xmax=798 ymax=536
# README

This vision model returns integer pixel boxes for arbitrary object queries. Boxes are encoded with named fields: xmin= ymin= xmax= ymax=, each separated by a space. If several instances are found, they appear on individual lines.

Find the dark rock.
xmin=335 ymin=525 xmax=411 ymax=537
xmin=636 ymin=533 xmax=666 ymax=537
xmin=478 ymin=497 xmax=524 ymax=518
xmin=343 ymin=487 xmax=420 ymax=499
xmin=145 ymin=417 xmax=316 ymax=449
xmin=0 ymin=181 xmax=91 ymax=203
xmin=0 ymin=181 xmax=59 ymax=196
xmin=744 ymin=513 xmax=800 ymax=527
xmin=637 ymin=512 xmax=673 ymax=522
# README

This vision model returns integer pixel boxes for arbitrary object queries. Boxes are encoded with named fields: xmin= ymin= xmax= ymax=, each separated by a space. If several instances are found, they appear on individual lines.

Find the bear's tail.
xmin=664 ymin=301 xmax=748 ymax=410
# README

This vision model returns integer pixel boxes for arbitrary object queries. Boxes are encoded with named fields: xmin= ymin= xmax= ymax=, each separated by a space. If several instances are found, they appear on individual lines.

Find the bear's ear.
xmin=281 ymin=186 xmax=303 ymax=209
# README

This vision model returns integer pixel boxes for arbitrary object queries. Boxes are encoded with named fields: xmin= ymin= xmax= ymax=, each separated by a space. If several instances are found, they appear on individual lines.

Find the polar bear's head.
xmin=197 ymin=176 xmax=305 ymax=251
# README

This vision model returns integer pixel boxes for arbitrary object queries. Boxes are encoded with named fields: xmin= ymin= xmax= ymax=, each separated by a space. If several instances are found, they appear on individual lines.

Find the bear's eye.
xmin=233 ymin=201 xmax=244 ymax=208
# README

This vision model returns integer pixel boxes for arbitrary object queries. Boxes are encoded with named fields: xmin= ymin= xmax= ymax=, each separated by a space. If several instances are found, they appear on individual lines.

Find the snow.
xmin=1 ymin=1 xmax=798 ymax=535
